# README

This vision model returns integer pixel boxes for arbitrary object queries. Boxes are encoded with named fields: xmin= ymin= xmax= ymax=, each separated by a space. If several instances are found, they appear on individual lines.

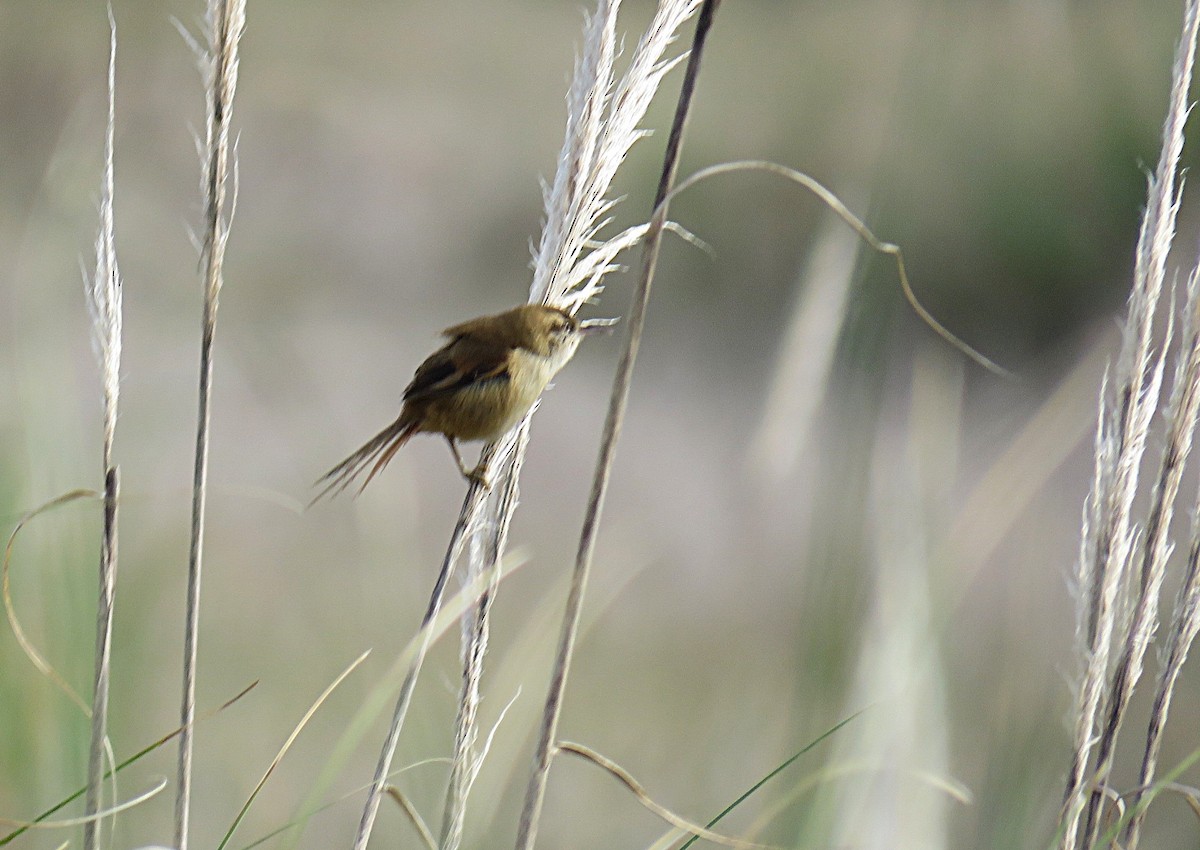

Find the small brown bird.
xmin=314 ymin=304 xmax=617 ymax=500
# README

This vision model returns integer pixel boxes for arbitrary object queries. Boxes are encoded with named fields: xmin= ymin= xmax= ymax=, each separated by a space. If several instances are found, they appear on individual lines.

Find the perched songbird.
xmin=313 ymin=304 xmax=617 ymax=500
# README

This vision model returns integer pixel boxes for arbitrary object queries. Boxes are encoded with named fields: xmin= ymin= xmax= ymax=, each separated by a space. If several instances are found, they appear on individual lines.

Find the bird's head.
xmin=515 ymin=304 xmax=619 ymax=362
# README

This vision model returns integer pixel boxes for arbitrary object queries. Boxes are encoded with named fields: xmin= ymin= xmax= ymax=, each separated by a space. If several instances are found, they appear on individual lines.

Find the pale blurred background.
xmin=2 ymin=1 xmax=1198 ymax=848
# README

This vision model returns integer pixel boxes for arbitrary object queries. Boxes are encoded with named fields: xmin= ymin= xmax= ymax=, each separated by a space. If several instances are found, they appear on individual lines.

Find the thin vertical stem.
xmin=1060 ymin=1 xmax=1200 ymax=845
xmin=84 ymin=11 xmax=122 ymax=848
xmin=175 ymin=2 xmax=246 ymax=847
xmin=83 ymin=467 xmax=119 ymax=850
xmin=513 ymin=3 xmax=721 ymax=848
xmin=176 ymin=318 xmax=215 ymax=850
xmin=352 ymin=482 xmax=489 ymax=850
xmin=440 ymin=431 xmax=527 ymax=850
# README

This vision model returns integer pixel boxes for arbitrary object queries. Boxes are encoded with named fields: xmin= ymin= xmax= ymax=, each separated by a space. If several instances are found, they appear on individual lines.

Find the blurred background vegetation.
xmin=2 ymin=1 xmax=1198 ymax=848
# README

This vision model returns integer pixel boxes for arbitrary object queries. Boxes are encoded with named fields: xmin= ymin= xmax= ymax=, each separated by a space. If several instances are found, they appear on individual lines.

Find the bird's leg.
xmin=445 ymin=436 xmax=491 ymax=489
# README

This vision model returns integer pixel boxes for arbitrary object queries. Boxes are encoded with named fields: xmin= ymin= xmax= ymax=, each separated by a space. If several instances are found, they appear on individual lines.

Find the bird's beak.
xmin=579 ymin=317 xmax=620 ymax=335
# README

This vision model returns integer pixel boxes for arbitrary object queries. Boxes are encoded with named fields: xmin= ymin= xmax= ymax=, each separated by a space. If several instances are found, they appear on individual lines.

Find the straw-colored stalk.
xmin=515 ymin=2 xmax=718 ymax=848
xmin=83 ymin=10 xmax=123 ymax=850
xmin=348 ymin=3 xmax=706 ymax=848
xmin=174 ymin=2 xmax=246 ymax=849
xmin=439 ymin=427 xmax=528 ymax=850
xmin=350 ymin=474 xmax=490 ymax=850
xmin=1121 ymin=263 xmax=1200 ymax=849
xmin=1061 ymin=2 xmax=1200 ymax=847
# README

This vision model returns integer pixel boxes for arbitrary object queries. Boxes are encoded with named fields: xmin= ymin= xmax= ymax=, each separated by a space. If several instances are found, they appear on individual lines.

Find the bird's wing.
xmin=403 ymin=338 xmax=510 ymax=402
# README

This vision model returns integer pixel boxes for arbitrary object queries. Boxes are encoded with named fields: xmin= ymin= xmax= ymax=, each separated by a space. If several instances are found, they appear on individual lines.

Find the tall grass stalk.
xmin=1061 ymin=1 xmax=1200 ymax=847
xmin=1083 ymin=255 xmax=1200 ymax=846
xmin=82 ymin=11 xmax=123 ymax=850
xmin=439 ymin=425 xmax=528 ymax=850
xmin=351 ymin=476 xmax=490 ymax=850
xmin=346 ymin=2 xmax=706 ymax=846
xmin=515 ymin=1 xmax=718 ymax=847
xmin=405 ymin=1 xmax=707 ymax=847
xmin=350 ymin=437 xmax=530 ymax=850
xmin=1123 ymin=264 xmax=1200 ymax=849
xmin=174 ymin=2 xmax=246 ymax=848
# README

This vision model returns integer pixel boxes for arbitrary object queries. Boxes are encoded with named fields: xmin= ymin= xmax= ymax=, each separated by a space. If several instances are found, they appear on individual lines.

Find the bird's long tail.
xmin=310 ymin=417 xmax=420 ymax=504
